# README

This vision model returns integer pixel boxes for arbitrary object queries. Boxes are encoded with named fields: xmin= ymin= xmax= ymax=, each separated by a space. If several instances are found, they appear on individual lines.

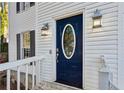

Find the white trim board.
xmin=118 ymin=3 xmax=124 ymax=89
xmin=83 ymin=8 xmax=85 ymax=89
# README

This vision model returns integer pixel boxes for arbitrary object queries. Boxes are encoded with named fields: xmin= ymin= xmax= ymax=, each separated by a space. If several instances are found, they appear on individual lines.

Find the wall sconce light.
xmin=92 ymin=9 xmax=102 ymax=28
xmin=41 ymin=23 xmax=49 ymax=36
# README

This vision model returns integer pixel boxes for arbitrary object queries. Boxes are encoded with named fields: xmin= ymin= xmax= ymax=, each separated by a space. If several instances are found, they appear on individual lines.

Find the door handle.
xmin=56 ymin=48 xmax=59 ymax=63
xmin=56 ymin=53 xmax=59 ymax=63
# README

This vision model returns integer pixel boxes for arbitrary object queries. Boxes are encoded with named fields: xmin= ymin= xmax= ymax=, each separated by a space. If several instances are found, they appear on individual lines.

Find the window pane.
xmin=22 ymin=2 xmax=25 ymax=10
xmin=62 ymin=24 xmax=76 ymax=59
xmin=30 ymin=2 xmax=35 ymax=7
xmin=23 ymin=32 xmax=30 ymax=58
xmin=23 ymin=32 xmax=30 ymax=48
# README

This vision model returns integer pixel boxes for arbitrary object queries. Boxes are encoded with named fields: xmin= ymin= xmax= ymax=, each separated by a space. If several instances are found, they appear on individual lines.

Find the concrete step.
xmin=33 ymin=81 xmax=82 ymax=90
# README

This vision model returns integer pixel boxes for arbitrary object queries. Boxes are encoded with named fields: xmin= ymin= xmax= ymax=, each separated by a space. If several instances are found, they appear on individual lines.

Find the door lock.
xmin=56 ymin=53 xmax=59 ymax=60
xmin=56 ymin=48 xmax=59 ymax=63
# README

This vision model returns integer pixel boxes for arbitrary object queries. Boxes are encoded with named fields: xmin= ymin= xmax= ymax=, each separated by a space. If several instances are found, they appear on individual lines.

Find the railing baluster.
xmin=17 ymin=66 xmax=20 ymax=90
xmin=36 ymin=60 xmax=40 ymax=85
xmin=25 ymin=64 xmax=28 ymax=90
xmin=7 ymin=69 xmax=10 ymax=90
xmin=38 ymin=60 xmax=41 ymax=83
xmin=32 ymin=61 xmax=35 ymax=88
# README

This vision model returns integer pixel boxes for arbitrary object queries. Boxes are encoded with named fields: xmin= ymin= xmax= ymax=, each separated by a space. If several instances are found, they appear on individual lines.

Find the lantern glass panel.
xmin=93 ymin=17 xmax=102 ymax=28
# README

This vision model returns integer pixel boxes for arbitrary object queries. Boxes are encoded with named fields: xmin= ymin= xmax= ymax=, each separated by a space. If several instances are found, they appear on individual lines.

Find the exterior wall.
xmin=118 ymin=3 xmax=124 ymax=89
xmin=85 ymin=3 xmax=118 ymax=89
xmin=36 ymin=2 xmax=118 ymax=89
xmin=8 ymin=2 xmax=120 ymax=89
xmin=9 ymin=2 xmax=36 ymax=61
xmin=8 ymin=2 xmax=36 ymax=87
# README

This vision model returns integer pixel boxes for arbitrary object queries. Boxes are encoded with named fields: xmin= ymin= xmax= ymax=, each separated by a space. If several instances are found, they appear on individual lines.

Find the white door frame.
xmin=51 ymin=8 xmax=85 ymax=89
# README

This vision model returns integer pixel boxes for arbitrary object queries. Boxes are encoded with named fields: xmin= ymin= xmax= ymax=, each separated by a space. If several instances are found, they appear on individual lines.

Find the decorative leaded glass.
xmin=62 ymin=24 xmax=76 ymax=59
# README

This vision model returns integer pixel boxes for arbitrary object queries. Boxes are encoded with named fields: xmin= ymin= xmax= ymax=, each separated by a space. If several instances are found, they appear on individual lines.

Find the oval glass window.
xmin=62 ymin=24 xmax=76 ymax=59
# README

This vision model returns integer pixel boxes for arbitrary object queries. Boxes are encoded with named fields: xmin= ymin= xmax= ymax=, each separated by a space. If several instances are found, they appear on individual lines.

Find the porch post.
xmin=36 ymin=60 xmax=40 ymax=85
xmin=7 ymin=69 xmax=10 ymax=90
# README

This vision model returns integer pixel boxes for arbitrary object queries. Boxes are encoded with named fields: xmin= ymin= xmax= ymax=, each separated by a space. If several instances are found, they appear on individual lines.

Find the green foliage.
xmin=0 ymin=3 xmax=8 ymax=54
xmin=0 ymin=3 xmax=8 ymax=37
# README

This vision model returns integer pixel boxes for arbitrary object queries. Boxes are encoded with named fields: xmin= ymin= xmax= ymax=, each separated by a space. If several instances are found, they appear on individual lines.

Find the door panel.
xmin=56 ymin=14 xmax=83 ymax=88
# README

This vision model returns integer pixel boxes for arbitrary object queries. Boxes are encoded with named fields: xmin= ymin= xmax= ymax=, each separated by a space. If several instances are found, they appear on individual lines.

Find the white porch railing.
xmin=0 ymin=56 xmax=45 ymax=90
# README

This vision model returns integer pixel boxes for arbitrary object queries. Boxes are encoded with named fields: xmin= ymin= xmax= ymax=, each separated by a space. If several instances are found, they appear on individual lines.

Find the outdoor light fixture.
xmin=92 ymin=9 xmax=102 ymax=28
xmin=41 ymin=23 xmax=49 ymax=36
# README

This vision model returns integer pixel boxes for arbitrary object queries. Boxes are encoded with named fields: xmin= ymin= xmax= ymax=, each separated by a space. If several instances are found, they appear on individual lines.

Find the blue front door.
xmin=56 ymin=14 xmax=83 ymax=88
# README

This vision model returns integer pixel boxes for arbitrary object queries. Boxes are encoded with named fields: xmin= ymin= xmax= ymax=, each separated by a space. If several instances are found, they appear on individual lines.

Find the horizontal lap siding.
xmin=36 ymin=2 xmax=89 ymax=82
xmin=15 ymin=7 xmax=36 ymax=33
xmin=85 ymin=3 xmax=118 ymax=89
xmin=9 ymin=3 xmax=36 ymax=61
xmin=37 ymin=2 xmax=118 ymax=89
xmin=36 ymin=23 xmax=53 ymax=81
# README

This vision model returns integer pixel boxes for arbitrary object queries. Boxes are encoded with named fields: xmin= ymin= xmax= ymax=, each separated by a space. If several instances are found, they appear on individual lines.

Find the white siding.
xmin=85 ymin=3 xmax=118 ymax=89
xmin=36 ymin=2 xmax=118 ymax=89
xmin=9 ymin=3 xmax=36 ymax=61
xmin=9 ymin=2 xmax=119 ymax=89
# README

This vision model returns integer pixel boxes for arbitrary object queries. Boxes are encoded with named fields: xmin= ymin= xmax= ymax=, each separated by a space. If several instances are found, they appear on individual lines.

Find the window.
xmin=62 ymin=24 xmax=76 ymax=59
xmin=22 ymin=2 xmax=25 ymax=10
xmin=16 ymin=2 xmax=20 ymax=13
xmin=23 ymin=32 xmax=30 ymax=58
xmin=30 ymin=2 xmax=35 ymax=7
xmin=16 ymin=31 xmax=35 ymax=60
xmin=16 ymin=2 xmax=35 ymax=14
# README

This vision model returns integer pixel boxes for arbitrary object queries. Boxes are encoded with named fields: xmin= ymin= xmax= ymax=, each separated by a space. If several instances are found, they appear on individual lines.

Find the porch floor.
xmin=33 ymin=81 xmax=82 ymax=90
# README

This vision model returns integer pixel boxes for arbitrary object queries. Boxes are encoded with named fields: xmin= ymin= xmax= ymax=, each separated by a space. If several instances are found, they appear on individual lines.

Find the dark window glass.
xmin=30 ymin=2 xmax=35 ymax=7
xmin=63 ymin=25 xmax=75 ymax=58
xmin=16 ymin=2 xmax=20 ymax=13
xmin=22 ymin=2 xmax=25 ymax=10
xmin=23 ymin=48 xmax=30 ymax=58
